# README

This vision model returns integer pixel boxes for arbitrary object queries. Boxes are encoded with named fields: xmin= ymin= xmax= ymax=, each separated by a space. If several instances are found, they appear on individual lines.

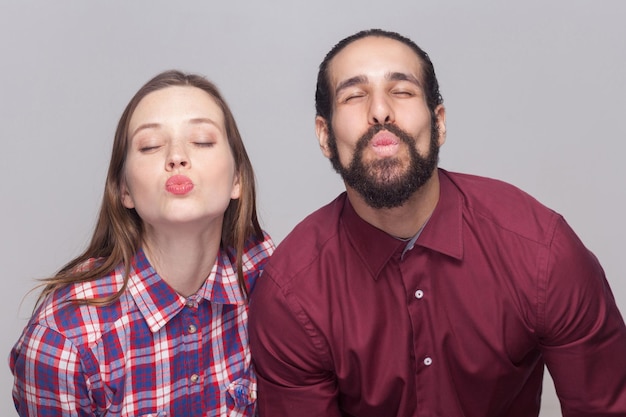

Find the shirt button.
xmin=188 ymin=324 xmax=197 ymax=334
xmin=424 ymin=357 xmax=433 ymax=366
xmin=414 ymin=289 xmax=424 ymax=299
xmin=190 ymin=374 xmax=200 ymax=383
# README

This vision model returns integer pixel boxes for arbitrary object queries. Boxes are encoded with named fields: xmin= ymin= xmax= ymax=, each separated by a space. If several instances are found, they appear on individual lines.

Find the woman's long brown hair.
xmin=34 ymin=70 xmax=263 ymax=309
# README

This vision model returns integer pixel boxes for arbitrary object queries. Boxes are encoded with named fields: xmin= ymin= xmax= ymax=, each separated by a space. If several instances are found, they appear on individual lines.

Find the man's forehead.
xmin=328 ymin=36 xmax=423 ymax=86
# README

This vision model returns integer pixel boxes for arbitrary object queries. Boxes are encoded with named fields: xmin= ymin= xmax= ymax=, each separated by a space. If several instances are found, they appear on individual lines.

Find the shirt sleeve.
xmin=538 ymin=217 xmax=626 ymax=416
xmin=10 ymin=323 xmax=94 ymax=417
xmin=248 ymin=266 xmax=342 ymax=417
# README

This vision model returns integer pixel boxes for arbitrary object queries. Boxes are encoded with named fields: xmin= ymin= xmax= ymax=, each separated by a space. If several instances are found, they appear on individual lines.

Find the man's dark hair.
xmin=315 ymin=29 xmax=443 ymax=122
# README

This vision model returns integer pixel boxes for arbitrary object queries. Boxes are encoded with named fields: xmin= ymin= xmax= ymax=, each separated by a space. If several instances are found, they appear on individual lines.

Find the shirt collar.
xmin=127 ymin=247 xmax=245 ymax=333
xmin=417 ymin=169 xmax=464 ymax=260
xmin=341 ymin=169 xmax=464 ymax=280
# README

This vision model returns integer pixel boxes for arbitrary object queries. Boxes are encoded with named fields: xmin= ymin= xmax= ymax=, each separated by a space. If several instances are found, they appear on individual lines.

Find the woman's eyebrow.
xmin=130 ymin=122 xmax=161 ymax=139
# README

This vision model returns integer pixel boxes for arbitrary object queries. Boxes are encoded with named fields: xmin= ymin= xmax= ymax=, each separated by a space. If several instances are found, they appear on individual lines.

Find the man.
xmin=249 ymin=29 xmax=626 ymax=416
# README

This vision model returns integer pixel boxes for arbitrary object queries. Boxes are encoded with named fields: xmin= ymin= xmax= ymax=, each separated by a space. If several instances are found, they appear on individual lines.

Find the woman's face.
xmin=121 ymin=86 xmax=240 ymax=235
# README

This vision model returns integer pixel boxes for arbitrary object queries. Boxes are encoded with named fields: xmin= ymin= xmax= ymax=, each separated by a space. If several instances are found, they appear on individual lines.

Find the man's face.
xmin=326 ymin=121 xmax=440 ymax=209
xmin=316 ymin=36 xmax=446 ymax=209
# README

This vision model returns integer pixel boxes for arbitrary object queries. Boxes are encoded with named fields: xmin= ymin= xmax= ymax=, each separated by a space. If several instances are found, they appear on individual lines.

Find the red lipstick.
xmin=166 ymin=175 xmax=194 ymax=195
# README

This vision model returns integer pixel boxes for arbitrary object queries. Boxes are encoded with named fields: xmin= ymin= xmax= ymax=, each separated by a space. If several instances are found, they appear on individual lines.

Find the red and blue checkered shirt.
xmin=10 ymin=232 xmax=274 ymax=417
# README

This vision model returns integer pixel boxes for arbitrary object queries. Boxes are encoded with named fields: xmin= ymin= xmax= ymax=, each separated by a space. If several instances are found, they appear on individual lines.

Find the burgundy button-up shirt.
xmin=250 ymin=169 xmax=626 ymax=417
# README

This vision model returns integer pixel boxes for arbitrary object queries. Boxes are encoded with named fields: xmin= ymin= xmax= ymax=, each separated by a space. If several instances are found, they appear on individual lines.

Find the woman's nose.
xmin=166 ymin=144 xmax=190 ymax=170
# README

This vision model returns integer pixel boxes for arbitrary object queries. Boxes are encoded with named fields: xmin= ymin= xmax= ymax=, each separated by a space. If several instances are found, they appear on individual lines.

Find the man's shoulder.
xmin=443 ymin=169 xmax=533 ymax=196
xmin=441 ymin=169 xmax=560 ymax=241
xmin=264 ymin=194 xmax=346 ymax=283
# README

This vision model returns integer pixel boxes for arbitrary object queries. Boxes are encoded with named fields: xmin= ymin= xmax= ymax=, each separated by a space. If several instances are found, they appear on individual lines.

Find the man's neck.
xmin=346 ymin=171 xmax=440 ymax=239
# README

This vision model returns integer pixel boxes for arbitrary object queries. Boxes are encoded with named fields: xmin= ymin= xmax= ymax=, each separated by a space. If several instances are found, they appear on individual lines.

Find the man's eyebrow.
xmin=387 ymin=72 xmax=422 ymax=87
xmin=335 ymin=75 xmax=368 ymax=96
xmin=334 ymin=72 xmax=422 ymax=97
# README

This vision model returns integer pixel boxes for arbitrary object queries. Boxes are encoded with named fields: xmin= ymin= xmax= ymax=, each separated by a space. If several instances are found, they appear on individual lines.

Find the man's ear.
xmin=315 ymin=116 xmax=332 ymax=159
xmin=434 ymin=105 xmax=447 ymax=147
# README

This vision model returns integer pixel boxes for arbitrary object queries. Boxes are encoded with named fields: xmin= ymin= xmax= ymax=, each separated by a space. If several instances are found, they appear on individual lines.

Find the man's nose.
xmin=368 ymin=93 xmax=394 ymax=125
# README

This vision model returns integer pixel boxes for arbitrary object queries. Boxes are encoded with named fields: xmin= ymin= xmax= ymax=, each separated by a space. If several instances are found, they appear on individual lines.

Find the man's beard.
xmin=327 ymin=121 xmax=439 ymax=209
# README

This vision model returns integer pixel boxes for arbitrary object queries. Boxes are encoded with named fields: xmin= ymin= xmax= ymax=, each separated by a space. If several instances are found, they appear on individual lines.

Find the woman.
xmin=10 ymin=70 xmax=274 ymax=416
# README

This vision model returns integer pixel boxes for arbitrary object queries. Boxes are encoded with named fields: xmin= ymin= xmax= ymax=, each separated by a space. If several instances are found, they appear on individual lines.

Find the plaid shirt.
xmin=10 ymin=232 xmax=274 ymax=417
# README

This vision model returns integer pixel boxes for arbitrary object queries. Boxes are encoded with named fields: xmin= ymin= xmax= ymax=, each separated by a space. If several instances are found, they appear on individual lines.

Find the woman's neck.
xmin=142 ymin=222 xmax=222 ymax=297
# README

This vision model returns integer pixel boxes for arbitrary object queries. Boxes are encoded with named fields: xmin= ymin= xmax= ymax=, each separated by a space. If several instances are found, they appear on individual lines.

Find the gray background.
xmin=2 ymin=1 xmax=625 ymax=415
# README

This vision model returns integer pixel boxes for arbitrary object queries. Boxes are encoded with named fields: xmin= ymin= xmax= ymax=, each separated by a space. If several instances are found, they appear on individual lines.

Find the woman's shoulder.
xmin=242 ymin=230 xmax=275 ymax=266
xmin=32 ymin=258 xmax=131 ymax=345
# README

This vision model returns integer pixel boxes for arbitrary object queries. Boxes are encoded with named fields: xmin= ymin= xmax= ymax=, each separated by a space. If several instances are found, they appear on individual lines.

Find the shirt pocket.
xmin=226 ymin=366 xmax=257 ymax=412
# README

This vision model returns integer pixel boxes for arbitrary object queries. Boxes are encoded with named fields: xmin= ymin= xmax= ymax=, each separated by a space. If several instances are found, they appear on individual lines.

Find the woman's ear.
xmin=120 ymin=180 xmax=135 ymax=209
xmin=230 ymin=172 xmax=241 ymax=200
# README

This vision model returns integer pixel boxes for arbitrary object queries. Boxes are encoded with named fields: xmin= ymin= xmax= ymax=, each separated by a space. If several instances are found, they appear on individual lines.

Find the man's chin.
xmin=367 ymin=169 xmax=411 ymax=186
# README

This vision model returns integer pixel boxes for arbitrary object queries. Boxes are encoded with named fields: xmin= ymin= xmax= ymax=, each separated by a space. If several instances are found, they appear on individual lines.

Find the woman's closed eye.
xmin=139 ymin=144 xmax=162 ymax=153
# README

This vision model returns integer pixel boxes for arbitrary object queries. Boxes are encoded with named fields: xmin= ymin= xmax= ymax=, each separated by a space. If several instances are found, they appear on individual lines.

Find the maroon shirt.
xmin=249 ymin=169 xmax=626 ymax=417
